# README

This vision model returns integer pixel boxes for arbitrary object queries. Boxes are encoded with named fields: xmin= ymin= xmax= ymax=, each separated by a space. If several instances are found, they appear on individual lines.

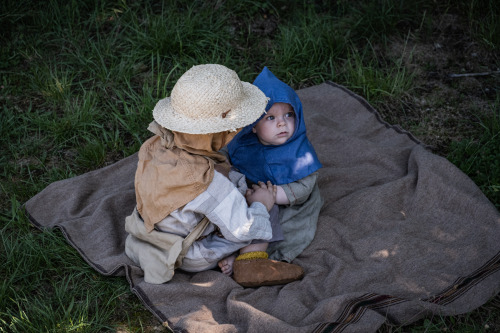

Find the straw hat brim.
xmin=153 ymin=82 xmax=268 ymax=134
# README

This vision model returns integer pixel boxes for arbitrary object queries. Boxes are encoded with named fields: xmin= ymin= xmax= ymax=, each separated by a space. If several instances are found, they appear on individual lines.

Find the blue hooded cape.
xmin=226 ymin=67 xmax=322 ymax=185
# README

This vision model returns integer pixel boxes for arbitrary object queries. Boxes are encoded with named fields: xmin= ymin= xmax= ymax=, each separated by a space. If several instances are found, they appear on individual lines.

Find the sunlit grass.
xmin=340 ymin=41 xmax=416 ymax=103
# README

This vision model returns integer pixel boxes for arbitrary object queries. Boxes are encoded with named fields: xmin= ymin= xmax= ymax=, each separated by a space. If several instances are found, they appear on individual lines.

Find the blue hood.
xmin=226 ymin=67 xmax=322 ymax=185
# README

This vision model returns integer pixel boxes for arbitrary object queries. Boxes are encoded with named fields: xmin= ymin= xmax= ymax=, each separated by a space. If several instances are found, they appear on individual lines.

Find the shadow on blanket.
xmin=25 ymin=82 xmax=500 ymax=333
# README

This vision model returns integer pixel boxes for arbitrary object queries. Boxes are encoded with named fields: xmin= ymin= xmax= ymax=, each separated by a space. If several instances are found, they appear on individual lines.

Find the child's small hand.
xmin=245 ymin=181 xmax=276 ymax=211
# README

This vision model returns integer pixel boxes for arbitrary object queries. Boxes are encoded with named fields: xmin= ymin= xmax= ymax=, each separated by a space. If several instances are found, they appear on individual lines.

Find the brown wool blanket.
xmin=25 ymin=82 xmax=500 ymax=332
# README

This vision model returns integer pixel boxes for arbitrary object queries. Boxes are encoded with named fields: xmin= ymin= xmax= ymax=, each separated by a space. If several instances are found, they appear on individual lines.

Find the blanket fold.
xmin=25 ymin=82 xmax=500 ymax=332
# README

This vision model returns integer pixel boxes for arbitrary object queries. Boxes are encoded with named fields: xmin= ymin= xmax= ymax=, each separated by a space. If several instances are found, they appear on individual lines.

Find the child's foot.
xmin=218 ymin=254 xmax=237 ymax=276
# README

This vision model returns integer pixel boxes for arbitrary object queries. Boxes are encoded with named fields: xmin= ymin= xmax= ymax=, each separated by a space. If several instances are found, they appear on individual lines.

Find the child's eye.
xmin=286 ymin=112 xmax=295 ymax=118
xmin=266 ymin=115 xmax=275 ymax=120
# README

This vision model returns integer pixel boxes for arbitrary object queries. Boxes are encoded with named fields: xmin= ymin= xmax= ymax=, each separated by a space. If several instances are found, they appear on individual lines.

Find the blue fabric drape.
xmin=227 ymin=67 xmax=322 ymax=185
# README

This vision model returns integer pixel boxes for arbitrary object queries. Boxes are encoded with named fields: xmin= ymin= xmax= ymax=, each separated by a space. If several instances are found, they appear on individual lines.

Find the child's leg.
xmin=218 ymin=242 xmax=268 ymax=276
xmin=240 ymin=242 xmax=268 ymax=254
xmin=218 ymin=204 xmax=280 ymax=276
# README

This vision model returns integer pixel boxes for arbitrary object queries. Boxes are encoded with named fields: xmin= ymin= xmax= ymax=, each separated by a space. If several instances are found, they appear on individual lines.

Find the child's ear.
xmin=252 ymin=127 xmax=257 ymax=133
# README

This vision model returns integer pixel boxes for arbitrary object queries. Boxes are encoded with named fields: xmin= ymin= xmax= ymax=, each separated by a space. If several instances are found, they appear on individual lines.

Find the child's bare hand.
xmin=245 ymin=181 xmax=276 ymax=211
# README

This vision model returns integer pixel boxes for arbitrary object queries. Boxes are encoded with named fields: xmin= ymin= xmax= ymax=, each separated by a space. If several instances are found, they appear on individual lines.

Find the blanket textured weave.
xmin=25 ymin=82 xmax=500 ymax=332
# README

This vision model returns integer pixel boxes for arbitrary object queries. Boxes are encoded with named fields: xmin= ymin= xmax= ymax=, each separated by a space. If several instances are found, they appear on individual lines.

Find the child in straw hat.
xmin=225 ymin=67 xmax=323 ymax=265
xmin=124 ymin=64 xmax=304 ymax=287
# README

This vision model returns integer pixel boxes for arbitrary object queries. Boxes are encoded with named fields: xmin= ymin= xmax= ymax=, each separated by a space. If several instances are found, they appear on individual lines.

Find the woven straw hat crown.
xmin=153 ymin=64 xmax=268 ymax=134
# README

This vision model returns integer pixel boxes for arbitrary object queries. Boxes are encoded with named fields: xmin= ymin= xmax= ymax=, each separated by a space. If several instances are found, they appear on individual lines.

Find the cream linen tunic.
xmin=128 ymin=170 xmax=272 ymax=274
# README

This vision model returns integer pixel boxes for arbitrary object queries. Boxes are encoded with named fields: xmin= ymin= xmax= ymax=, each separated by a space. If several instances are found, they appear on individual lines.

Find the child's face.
xmin=252 ymin=102 xmax=295 ymax=146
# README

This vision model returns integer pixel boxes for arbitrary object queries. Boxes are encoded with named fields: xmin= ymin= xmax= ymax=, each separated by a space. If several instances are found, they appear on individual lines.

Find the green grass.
xmin=1 ymin=0 xmax=499 ymax=331
xmin=447 ymin=97 xmax=500 ymax=208
xmin=0 ymin=198 xmax=140 ymax=332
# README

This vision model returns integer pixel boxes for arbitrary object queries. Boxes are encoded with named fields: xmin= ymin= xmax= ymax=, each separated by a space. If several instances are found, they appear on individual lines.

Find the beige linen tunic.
xmin=126 ymin=170 xmax=272 ymax=278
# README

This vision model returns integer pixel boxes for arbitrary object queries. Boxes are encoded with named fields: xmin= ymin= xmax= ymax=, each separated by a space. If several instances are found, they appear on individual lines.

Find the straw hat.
xmin=153 ymin=64 xmax=269 ymax=134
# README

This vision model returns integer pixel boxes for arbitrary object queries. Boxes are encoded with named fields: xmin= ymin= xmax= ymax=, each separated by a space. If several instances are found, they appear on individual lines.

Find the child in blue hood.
xmin=225 ymin=67 xmax=324 ymax=263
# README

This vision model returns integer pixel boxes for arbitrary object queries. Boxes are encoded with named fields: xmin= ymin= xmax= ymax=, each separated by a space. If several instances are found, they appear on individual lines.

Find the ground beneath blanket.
xmin=371 ymin=14 xmax=498 ymax=157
